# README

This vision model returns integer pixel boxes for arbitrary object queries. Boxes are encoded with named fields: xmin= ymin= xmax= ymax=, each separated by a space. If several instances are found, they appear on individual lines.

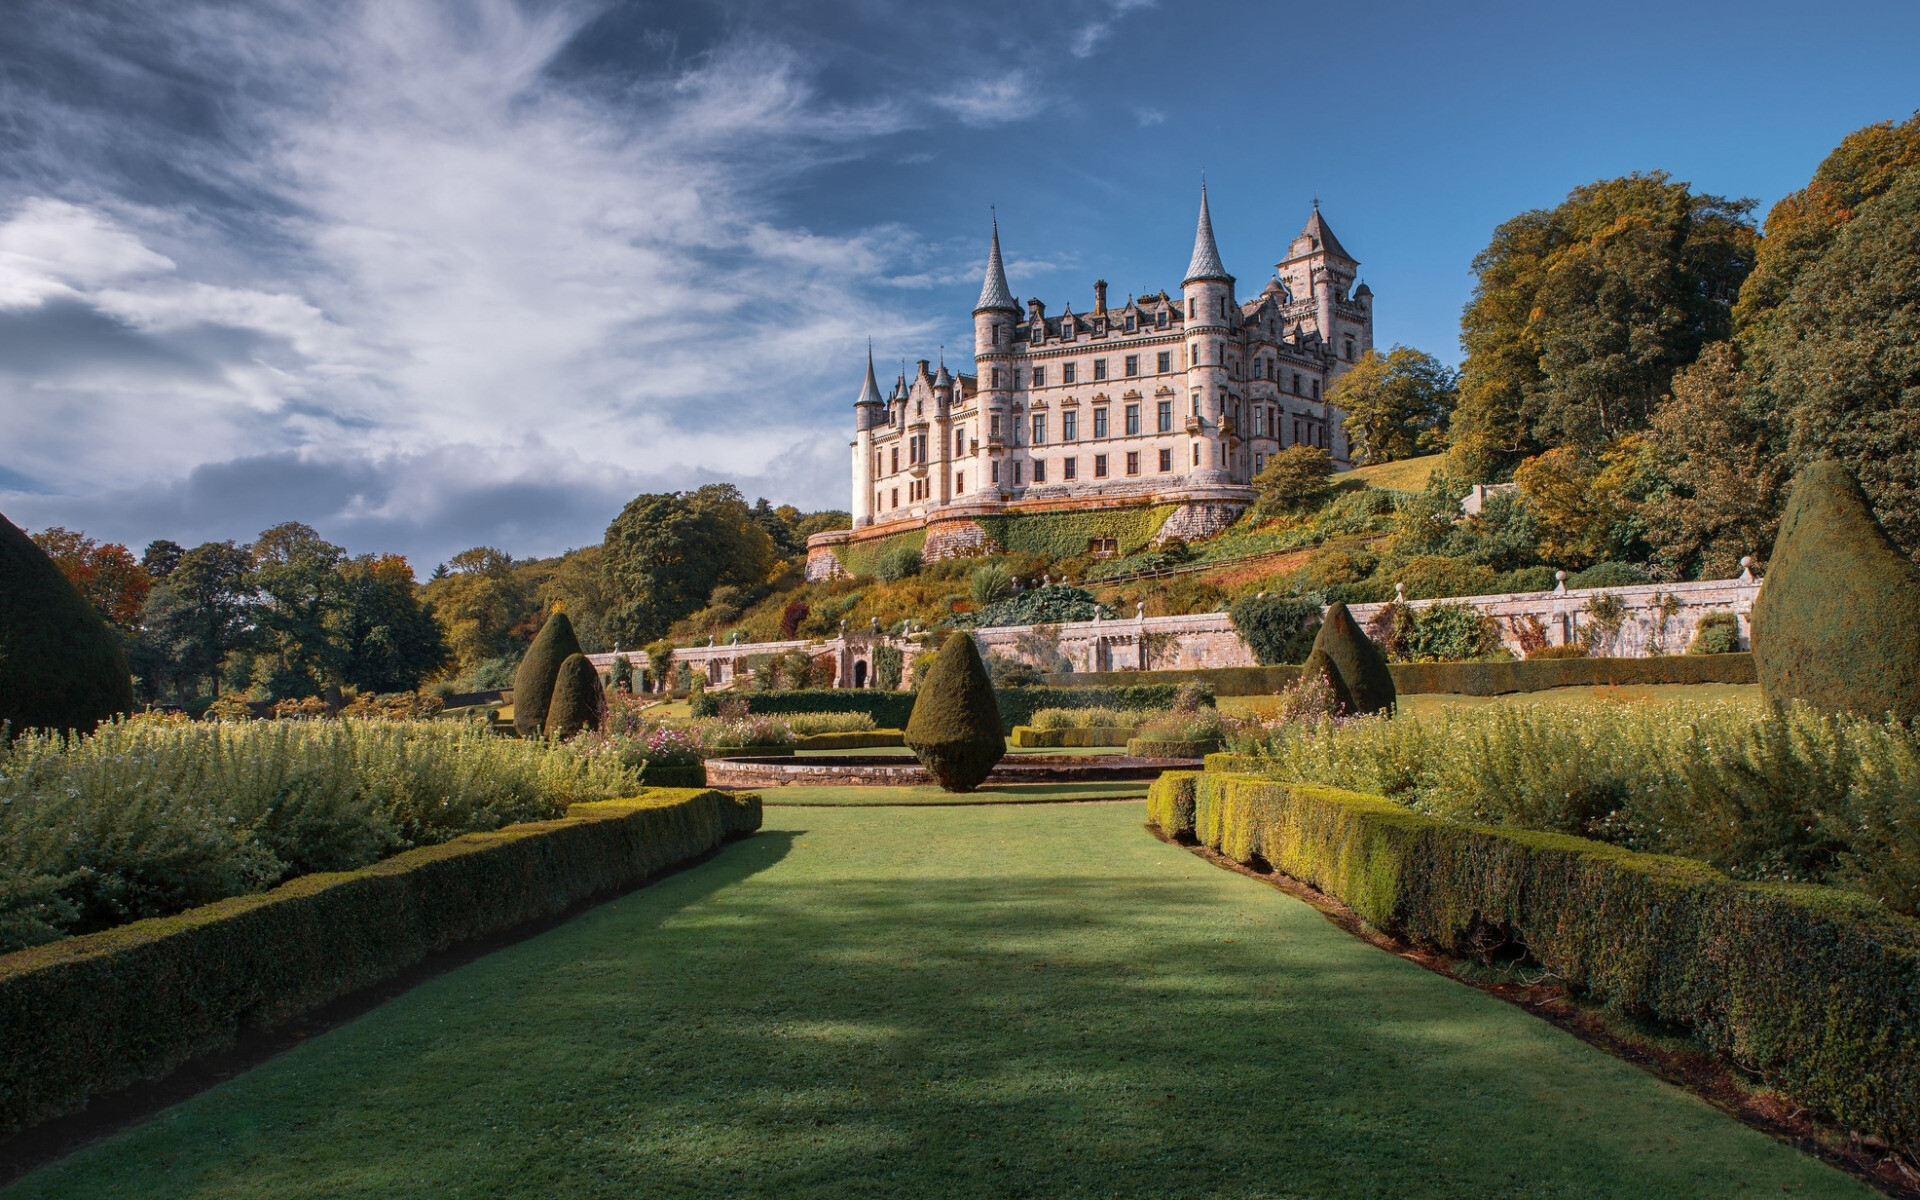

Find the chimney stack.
xmin=1093 ymin=279 xmax=1108 ymax=315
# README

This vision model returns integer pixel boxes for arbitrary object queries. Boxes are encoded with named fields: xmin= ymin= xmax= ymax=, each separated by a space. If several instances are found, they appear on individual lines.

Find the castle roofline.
xmin=1182 ymin=183 xmax=1233 ymax=285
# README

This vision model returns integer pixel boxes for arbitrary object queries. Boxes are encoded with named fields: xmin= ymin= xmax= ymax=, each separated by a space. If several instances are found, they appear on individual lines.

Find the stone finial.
xmin=871 ymin=616 xmax=881 ymax=632
xmin=1554 ymin=570 xmax=1568 ymax=596
xmin=1042 ymin=573 xmax=1051 ymax=587
xmin=1257 ymin=591 xmax=1266 ymax=600
xmin=1135 ymin=600 xmax=1146 ymax=619
xmin=1739 ymin=555 xmax=1755 ymax=584
xmin=708 ymin=635 xmax=715 ymax=646
xmin=1394 ymin=583 xmax=1405 ymax=603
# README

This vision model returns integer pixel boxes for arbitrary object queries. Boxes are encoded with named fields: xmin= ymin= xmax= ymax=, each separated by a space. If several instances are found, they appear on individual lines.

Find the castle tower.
xmin=973 ymin=215 xmax=1019 ymax=393
xmin=1181 ymin=184 xmax=1235 ymax=483
xmin=852 ymin=345 xmax=886 ymax=527
xmin=1277 ymin=200 xmax=1365 ymax=363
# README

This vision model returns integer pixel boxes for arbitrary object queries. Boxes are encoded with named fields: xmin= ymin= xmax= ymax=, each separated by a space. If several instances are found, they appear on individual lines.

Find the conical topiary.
xmin=1751 ymin=459 xmax=1920 ymax=722
xmin=1299 ymin=646 xmax=1354 ymax=714
xmin=1307 ymin=601 xmax=1395 ymax=715
xmin=544 ymin=653 xmax=606 ymax=740
xmin=0 ymin=513 xmax=134 ymax=736
xmin=904 ymin=633 xmax=1004 ymax=792
xmin=513 ymin=611 xmax=583 ymax=736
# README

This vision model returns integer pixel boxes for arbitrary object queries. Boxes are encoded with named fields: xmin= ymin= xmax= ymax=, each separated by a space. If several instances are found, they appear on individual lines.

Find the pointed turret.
xmin=1294 ymin=200 xmax=1354 ymax=263
xmin=1183 ymin=184 xmax=1231 ymax=285
xmin=974 ymin=216 xmax=1018 ymax=313
xmin=854 ymin=344 xmax=886 ymax=431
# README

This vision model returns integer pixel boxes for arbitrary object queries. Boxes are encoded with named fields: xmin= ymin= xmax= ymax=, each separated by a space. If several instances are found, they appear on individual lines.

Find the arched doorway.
xmin=853 ymin=660 xmax=868 ymax=689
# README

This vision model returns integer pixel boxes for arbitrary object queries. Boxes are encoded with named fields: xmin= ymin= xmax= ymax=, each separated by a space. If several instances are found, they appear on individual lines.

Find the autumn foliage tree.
xmin=1332 ymin=346 xmax=1457 ymax=464
xmin=30 ymin=527 xmax=151 ymax=629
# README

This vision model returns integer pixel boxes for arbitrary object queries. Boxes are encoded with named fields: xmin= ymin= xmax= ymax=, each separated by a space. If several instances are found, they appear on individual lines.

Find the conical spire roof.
xmin=974 ymin=215 xmax=1017 ymax=313
xmin=854 ymin=344 xmax=883 ymax=407
xmin=1183 ymin=183 xmax=1231 ymax=284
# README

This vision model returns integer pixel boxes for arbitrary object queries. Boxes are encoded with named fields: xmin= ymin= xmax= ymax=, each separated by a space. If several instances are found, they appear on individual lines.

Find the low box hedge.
xmin=1009 ymin=726 xmax=1136 ymax=748
xmin=638 ymin=762 xmax=707 ymax=788
xmin=0 ymin=788 xmax=760 ymax=1137
xmin=1128 ymin=737 xmax=1221 ymax=759
xmin=748 ymin=684 xmax=1205 ymax=733
xmin=792 ymin=730 xmax=904 ymax=751
xmin=1147 ymin=769 xmax=1920 ymax=1149
xmin=1054 ymin=653 xmax=1756 ymax=698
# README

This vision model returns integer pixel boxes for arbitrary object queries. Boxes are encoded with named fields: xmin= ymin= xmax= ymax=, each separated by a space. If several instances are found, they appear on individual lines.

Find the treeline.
xmin=28 ymin=488 xmax=847 ymax=708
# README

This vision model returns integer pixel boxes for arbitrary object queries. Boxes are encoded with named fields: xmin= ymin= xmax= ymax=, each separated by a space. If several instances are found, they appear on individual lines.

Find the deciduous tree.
xmin=603 ymin=484 xmax=776 ymax=645
xmin=1333 ymin=346 xmax=1457 ymax=464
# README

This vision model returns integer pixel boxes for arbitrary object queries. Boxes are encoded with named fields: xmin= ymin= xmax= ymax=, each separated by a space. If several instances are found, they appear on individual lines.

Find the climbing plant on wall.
xmin=970 ymin=505 xmax=1176 ymax=560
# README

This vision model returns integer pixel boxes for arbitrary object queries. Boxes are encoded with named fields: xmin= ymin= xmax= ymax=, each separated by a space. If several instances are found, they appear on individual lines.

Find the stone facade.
xmin=810 ymin=187 xmax=1374 ymax=573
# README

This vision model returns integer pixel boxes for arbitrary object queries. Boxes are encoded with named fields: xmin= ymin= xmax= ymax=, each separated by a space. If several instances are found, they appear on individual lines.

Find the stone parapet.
xmin=1345 ymin=576 xmax=1761 ymax=657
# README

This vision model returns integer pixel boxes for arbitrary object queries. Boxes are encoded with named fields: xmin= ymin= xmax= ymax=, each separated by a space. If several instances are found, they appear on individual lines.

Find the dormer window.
xmin=1157 ymin=310 xmax=1168 ymax=328
xmin=1125 ymin=314 xmax=1136 ymax=332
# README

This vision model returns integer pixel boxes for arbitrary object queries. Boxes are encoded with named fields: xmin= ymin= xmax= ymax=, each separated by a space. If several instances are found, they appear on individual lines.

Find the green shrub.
xmin=688 ymin=678 xmax=717 ymax=717
xmin=1309 ymin=602 xmax=1395 ymax=715
xmin=1528 ymin=643 xmax=1591 ymax=660
xmin=745 ymin=690 xmax=919 ymax=728
xmin=1373 ymin=601 xmax=1504 ymax=662
xmin=512 ymin=612 xmax=582 ymax=736
xmin=1058 ymin=656 xmax=1756 ymax=697
xmin=743 ymin=683 xmax=1194 ymax=734
xmin=781 ymin=711 xmax=877 ymax=734
xmin=0 ymin=717 xmax=646 ymax=951
xmin=545 ymin=654 xmax=606 ymax=740
xmin=969 ymin=563 xmax=1014 ymax=607
xmin=836 ymin=528 xmax=927 ymax=580
xmin=1010 ymin=726 xmax=1135 ymax=748
xmin=967 ymin=584 xmax=1100 ymax=629
xmin=0 ymin=513 xmax=133 ymax=736
xmin=873 ymin=644 xmax=904 ymax=690
xmin=1299 ymin=647 xmax=1353 ymax=712
xmin=994 ymin=684 xmax=1208 ymax=732
xmin=0 ymin=788 xmax=758 ymax=1137
xmin=791 ymin=730 xmax=903 ymax=751
xmin=1229 ymin=593 xmax=1322 ymax=665
xmin=1567 ymin=561 xmax=1651 ymax=588
xmin=1031 ymin=706 xmax=1133 ymax=730
xmin=1149 ymin=769 xmax=1920 ymax=1150
xmin=1687 ymin=611 xmax=1743 ymax=655
xmin=1128 ymin=737 xmax=1221 ymax=758
xmin=904 ymin=634 xmax=1004 ymax=792
xmin=874 ymin=544 xmax=923 ymax=582
xmin=1752 ymin=459 xmax=1920 ymax=722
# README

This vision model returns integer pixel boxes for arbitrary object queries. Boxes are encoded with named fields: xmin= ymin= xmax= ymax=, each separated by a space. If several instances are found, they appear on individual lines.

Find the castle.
xmin=806 ymin=187 xmax=1374 ymax=580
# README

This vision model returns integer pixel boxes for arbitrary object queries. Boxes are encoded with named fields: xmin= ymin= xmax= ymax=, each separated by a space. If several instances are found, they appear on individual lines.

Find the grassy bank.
xmin=6 ymin=803 xmax=1870 ymax=1198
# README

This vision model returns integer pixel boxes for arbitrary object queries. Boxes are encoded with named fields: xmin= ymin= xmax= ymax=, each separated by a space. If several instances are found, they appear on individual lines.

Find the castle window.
xmin=1125 ymin=315 xmax=1136 ymax=332
xmin=1311 ymin=379 xmax=1320 ymax=400
xmin=1062 ymin=317 xmax=1073 ymax=338
xmin=1125 ymin=404 xmax=1139 ymax=435
xmin=1063 ymin=412 xmax=1077 ymax=442
xmin=1157 ymin=310 xmax=1168 ymax=328
xmin=956 ymin=471 xmax=964 ymax=493
xmin=1345 ymin=339 xmax=1354 ymax=361
xmin=1124 ymin=354 xmax=1138 ymax=377
xmin=992 ymin=368 xmax=1004 ymax=388
xmin=1030 ymin=322 xmax=1043 ymax=341
xmin=1191 ymin=392 xmax=1201 ymax=416
xmin=990 ymin=412 xmax=1002 ymax=438
xmin=1032 ymin=365 xmax=1047 ymax=387
xmin=1093 ymin=407 xmax=1108 ymax=438
xmin=1255 ymin=453 xmax=1264 ymax=473
xmin=1093 ymin=454 xmax=1107 ymax=478
xmin=1156 ymin=400 xmax=1172 ymax=433
xmin=1013 ymin=369 xmax=1022 ymax=389
xmin=1187 ymin=299 xmax=1194 ymax=318
xmin=1126 ymin=451 xmax=1139 ymax=475
xmin=1013 ymin=461 xmax=1023 ymax=485
xmin=1093 ymin=359 xmax=1107 ymax=381
xmin=1033 ymin=459 xmax=1046 ymax=483
xmin=1063 ymin=362 xmax=1077 ymax=384
xmin=1157 ymin=351 xmax=1172 ymax=373
xmin=1291 ymin=372 xmax=1301 ymax=394
xmin=1063 ymin=457 xmax=1077 ymax=481
xmin=1158 ymin=448 xmax=1172 ymax=472
xmin=992 ymin=461 xmax=1000 ymax=483
xmin=1219 ymin=296 xmax=1227 ymax=318
xmin=891 ymin=447 xmax=899 ymax=473
xmin=957 ymin=429 xmax=967 ymax=455
xmin=891 ymin=487 xmax=899 ymax=508
xmin=1193 ymin=443 xmax=1201 ymax=466
xmin=1032 ymin=414 xmax=1047 ymax=444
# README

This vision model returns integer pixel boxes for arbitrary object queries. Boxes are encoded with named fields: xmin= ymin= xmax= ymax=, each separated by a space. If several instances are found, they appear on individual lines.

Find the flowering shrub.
xmin=1136 ymin=706 xmax=1224 ymax=743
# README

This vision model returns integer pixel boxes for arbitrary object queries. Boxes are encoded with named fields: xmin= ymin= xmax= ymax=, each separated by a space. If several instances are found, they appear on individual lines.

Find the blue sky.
xmin=0 ymin=0 xmax=1915 ymax=570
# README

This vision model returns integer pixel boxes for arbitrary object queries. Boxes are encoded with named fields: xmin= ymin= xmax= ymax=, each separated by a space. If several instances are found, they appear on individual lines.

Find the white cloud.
xmin=1070 ymin=24 xmax=1112 ymax=57
xmin=0 ymin=1 xmax=937 ymax=559
xmin=932 ymin=72 xmax=1036 ymax=127
xmin=1136 ymin=107 xmax=1167 ymax=127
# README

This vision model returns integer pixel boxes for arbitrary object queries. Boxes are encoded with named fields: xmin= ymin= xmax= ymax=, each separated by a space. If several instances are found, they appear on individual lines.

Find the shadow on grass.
xmin=6 ymin=822 xmax=1869 ymax=1200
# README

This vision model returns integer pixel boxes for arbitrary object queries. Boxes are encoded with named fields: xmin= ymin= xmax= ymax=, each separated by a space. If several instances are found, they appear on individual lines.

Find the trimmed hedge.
xmin=638 ymin=763 xmax=707 ymax=788
xmin=748 ymin=684 xmax=1203 ymax=734
xmin=0 ymin=788 xmax=758 ymax=1137
xmin=1052 ymin=654 xmax=1756 ymax=697
xmin=1148 ymin=770 xmax=1920 ymax=1149
xmin=1010 ymin=726 xmax=1135 ymax=748
xmin=794 ymin=730 xmax=904 ymax=750
xmin=1128 ymin=737 xmax=1220 ymax=759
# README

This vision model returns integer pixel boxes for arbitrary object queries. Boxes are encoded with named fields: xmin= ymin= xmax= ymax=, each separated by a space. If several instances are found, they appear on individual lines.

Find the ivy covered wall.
xmin=970 ymin=505 xmax=1176 ymax=561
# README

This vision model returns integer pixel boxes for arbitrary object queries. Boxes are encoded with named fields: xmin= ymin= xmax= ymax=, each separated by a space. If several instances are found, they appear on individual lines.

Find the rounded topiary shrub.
xmin=0 ymin=513 xmax=134 ymax=736
xmin=904 ymin=633 xmax=1004 ymax=792
xmin=1686 ymin=612 xmax=1743 ymax=656
xmin=544 ymin=653 xmax=606 ymax=740
xmin=1751 ymin=460 xmax=1920 ymax=721
xmin=1307 ymin=602 xmax=1395 ymax=716
xmin=512 ymin=611 xmax=583 ymax=736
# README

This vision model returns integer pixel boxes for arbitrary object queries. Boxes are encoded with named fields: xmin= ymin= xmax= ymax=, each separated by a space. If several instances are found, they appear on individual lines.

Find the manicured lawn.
xmin=760 ymin=781 xmax=1150 ymax=805
xmin=7 ymin=803 xmax=1868 ymax=1199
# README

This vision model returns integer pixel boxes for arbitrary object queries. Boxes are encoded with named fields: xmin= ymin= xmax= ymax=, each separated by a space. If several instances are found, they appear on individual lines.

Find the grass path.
xmin=7 ymin=804 xmax=1870 ymax=1199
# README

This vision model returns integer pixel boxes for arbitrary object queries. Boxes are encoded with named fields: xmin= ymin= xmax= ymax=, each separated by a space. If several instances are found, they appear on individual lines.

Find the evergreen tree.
xmin=1 ymin=513 xmax=134 ymax=735
xmin=513 ymin=611 xmax=583 ymax=736
xmin=904 ymin=633 xmax=1004 ymax=792
xmin=544 ymin=653 xmax=606 ymax=740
